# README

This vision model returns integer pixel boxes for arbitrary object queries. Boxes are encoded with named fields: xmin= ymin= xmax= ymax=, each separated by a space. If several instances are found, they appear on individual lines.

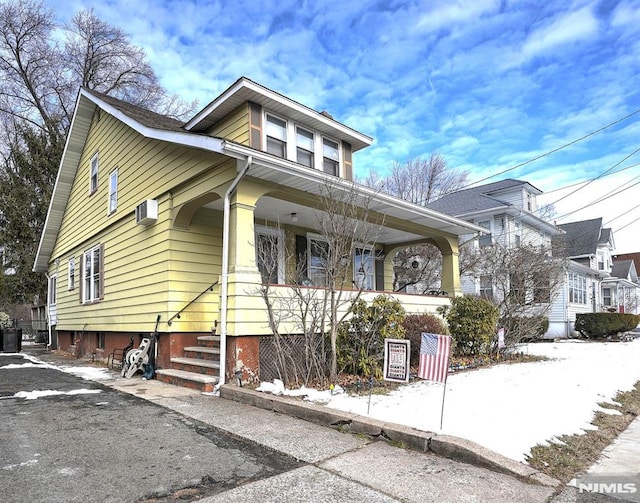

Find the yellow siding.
xmin=49 ymin=110 xmax=232 ymax=333
xmin=206 ymin=103 xmax=250 ymax=145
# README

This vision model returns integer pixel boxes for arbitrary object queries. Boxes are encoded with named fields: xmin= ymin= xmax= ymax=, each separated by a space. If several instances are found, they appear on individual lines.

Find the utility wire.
xmin=605 ymin=201 xmax=640 ymax=225
xmin=540 ymin=161 xmax=640 ymax=195
xmin=461 ymin=107 xmax=640 ymax=189
xmin=537 ymin=146 xmax=640 ymax=216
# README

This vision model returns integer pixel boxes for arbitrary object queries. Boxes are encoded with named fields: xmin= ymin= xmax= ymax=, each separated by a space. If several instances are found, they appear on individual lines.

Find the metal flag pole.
xmin=440 ymin=372 xmax=448 ymax=430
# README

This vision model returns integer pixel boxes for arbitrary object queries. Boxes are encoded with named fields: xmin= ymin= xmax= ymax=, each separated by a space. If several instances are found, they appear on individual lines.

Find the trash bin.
xmin=2 ymin=328 xmax=22 ymax=353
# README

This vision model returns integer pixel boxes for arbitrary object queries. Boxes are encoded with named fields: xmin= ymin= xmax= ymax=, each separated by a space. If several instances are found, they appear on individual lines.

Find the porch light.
xmin=291 ymin=212 xmax=298 ymax=223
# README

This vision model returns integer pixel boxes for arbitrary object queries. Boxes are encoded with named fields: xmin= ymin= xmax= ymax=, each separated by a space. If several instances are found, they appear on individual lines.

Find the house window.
xmin=533 ymin=272 xmax=550 ymax=303
xmin=478 ymin=221 xmax=492 ymax=247
xmin=108 ymin=169 xmax=118 ymax=214
xmin=308 ymin=235 xmax=329 ymax=286
xmin=322 ymin=137 xmax=339 ymax=176
xmin=354 ymin=246 xmax=375 ymax=290
xmin=96 ymin=332 xmax=105 ymax=350
xmin=90 ymin=153 xmax=99 ymax=194
xmin=68 ymin=257 xmax=75 ymax=291
xmin=479 ymin=275 xmax=493 ymax=301
xmin=255 ymin=225 xmax=284 ymax=284
xmin=296 ymin=127 xmax=314 ymax=168
xmin=514 ymin=221 xmax=521 ymax=247
xmin=83 ymin=244 xmax=103 ymax=303
xmin=603 ymin=287 xmax=612 ymax=307
xmin=569 ymin=272 xmax=587 ymax=304
xmin=509 ymin=272 xmax=525 ymax=303
xmin=49 ymin=274 xmax=57 ymax=305
xmin=266 ymin=114 xmax=287 ymax=158
xmin=526 ymin=192 xmax=533 ymax=211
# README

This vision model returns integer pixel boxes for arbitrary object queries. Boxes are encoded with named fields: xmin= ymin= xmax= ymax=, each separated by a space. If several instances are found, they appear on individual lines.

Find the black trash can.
xmin=2 ymin=328 xmax=22 ymax=353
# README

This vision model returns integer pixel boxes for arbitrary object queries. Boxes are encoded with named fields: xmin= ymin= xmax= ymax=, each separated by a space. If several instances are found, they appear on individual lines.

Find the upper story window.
xmin=90 ymin=153 xmax=99 ymax=194
xmin=266 ymin=114 xmax=287 ymax=158
xmin=322 ymin=138 xmax=339 ymax=176
xmin=263 ymin=110 xmax=342 ymax=177
xmin=296 ymin=127 xmax=314 ymax=168
xmin=478 ymin=220 xmax=492 ymax=247
xmin=514 ymin=221 xmax=521 ymax=247
xmin=108 ymin=169 xmax=118 ymax=214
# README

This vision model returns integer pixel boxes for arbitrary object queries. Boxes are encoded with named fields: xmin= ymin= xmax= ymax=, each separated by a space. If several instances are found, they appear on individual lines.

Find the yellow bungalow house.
xmin=34 ymin=77 xmax=481 ymax=391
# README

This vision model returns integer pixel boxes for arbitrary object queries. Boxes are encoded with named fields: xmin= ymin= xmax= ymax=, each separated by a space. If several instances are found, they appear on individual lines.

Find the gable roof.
xmin=615 ymin=252 xmax=640 ymax=274
xmin=184 ymin=77 xmax=373 ymax=152
xmin=34 ymin=85 xmax=482 ymax=272
xmin=427 ymin=178 xmax=559 ymax=234
xmin=554 ymin=218 xmax=613 ymax=258
xmin=611 ymin=259 xmax=638 ymax=282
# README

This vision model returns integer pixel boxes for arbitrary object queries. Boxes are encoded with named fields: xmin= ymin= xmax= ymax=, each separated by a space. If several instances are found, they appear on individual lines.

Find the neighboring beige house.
xmin=34 ymin=77 xmax=481 ymax=390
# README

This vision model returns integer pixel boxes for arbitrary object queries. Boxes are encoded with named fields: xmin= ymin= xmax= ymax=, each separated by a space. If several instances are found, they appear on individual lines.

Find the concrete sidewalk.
xmin=26 ymin=348 xmax=640 ymax=502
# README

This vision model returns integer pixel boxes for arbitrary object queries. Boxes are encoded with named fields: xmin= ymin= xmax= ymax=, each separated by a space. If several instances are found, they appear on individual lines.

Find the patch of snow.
xmin=2 ymin=459 xmax=38 ymax=470
xmin=257 ymin=339 xmax=640 ymax=462
xmin=13 ymin=389 xmax=102 ymax=400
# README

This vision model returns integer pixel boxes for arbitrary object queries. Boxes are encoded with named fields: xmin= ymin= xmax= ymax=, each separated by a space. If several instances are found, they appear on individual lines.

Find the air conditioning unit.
xmin=135 ymin=199 xmax=158 ymax=225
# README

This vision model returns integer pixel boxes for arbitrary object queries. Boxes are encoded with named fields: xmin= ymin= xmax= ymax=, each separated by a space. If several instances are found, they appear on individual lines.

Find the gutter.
xmin=218 ymin=156 xmax=252 ymax=387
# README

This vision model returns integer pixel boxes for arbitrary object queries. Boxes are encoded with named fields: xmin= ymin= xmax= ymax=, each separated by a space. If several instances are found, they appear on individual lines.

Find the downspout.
xmin=218 ymin=155 xmax=252 ymax=387
xmin=44 ymin=272 xmax=51 ymax=349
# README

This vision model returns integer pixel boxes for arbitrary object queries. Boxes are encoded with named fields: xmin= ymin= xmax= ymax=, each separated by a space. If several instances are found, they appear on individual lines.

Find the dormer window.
xmin=266 ymin=114 xmax=287 ymax=158
xmin=296 ymin=127 xmax=314 ymax=168
xmin=323 ymin=137 xmax=339 ymax=176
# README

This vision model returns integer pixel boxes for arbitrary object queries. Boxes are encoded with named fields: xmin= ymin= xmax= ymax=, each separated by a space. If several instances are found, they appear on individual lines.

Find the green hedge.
xmin=574 ymin=313 xmax=640 ymax=338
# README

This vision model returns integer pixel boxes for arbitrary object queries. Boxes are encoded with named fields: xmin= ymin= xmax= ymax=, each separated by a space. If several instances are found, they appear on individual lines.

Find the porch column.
xmin=441 ymin=250 xmax=462 ymax=297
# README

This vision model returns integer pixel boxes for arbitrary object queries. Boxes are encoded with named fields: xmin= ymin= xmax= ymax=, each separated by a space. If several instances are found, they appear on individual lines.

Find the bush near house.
xmin=336 ymin=295 xmax=406 ymax=378
xmin=0 ymin=311 xmax=11 ymax=329
xmin=439 ymin=296 xmax=499 ymax=357
xmin=574 ymin=313 xmax=640 ymax=338
xmin=501 ymin=315 xmax=549 ymax=345
xmin=402 ymin=313 xmax=449 ymax=367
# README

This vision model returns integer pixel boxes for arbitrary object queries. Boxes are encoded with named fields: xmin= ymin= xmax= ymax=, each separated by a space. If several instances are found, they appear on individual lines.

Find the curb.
xmin=220 ymin=385 xmax=559 ymax=489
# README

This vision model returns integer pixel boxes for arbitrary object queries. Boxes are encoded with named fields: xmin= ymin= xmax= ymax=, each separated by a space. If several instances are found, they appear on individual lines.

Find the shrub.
xmin=439 ymin=296 xmax=499 ymax=357
xmin=402 ymin=313 xmax=449 ymax=367
xmin=337 ymin=295 xmax=406 ymax=378
xmin=575 ymin=313 xmax=640 ymax=338
xmin=501 ymin=315 xmax=549 ymax=345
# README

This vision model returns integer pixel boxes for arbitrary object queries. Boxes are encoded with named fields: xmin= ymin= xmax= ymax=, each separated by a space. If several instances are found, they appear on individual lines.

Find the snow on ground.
xmin=260 ymin=339 xmax=640 ymax=462
xmin=0 ymin=353 xmax=112 ymax=401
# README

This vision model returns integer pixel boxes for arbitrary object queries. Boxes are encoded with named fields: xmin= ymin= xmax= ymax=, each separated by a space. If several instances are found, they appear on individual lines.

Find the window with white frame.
xmin=308 ymin=234 xmax=329 ymax=286
xmin=255 ymin=225 xmax=285 ymax=284
xmin=266 ymin=114 xmax=287 ymax=158
xmin=569 ymin=272 xmax=587 ymax=304
xmin=49 ymin=274 xmax=57 ymax=305
xmin=108 ymin=169 xmax=118 ymax=214
xmin=514 ymin=220 xmax=521 ymax=247
xmin=296 ymin=127 xmax=314 ymax=168
xmin=68 ymin=257 xmax=75 ymax=290
xmin=603 ymin=287 xmax=612 ymax=307
xmin=478 ymin=220 xmax=492 ymax=247
xmin=90 ymin=153 xmax=99 ymax=194
xmin=322 ymin=137 xmax=339 ymax=176
xmin=354 ymin=246 xmax=375 ymax=290
xmin=83 ymin=245 xmax=102 ymax=303
xmin=479 ymin=275 xmax=493 ymax=300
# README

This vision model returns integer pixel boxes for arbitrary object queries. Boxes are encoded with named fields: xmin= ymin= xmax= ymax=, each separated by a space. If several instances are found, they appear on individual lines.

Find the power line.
xmin=538 ymin=146 xmax=640 ymax=216
xmin=605 ymin=201 xmax=640 ymax=225
xmin=540 ymin=161 xmax=640 ymax=195
xmin=460 ymin=107 xmax=640 ymax=190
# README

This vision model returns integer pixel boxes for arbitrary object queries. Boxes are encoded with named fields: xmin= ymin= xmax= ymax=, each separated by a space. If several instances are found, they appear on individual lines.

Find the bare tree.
xmin=360 ymin=152 xmax=469 ymax=205
xmin=465 ymin=243 xmax=567 ymax=346
xmin=393 ymin=244 xmax=442 ymax=293
xmin=257 ymin=180 xmax=383 ymax=383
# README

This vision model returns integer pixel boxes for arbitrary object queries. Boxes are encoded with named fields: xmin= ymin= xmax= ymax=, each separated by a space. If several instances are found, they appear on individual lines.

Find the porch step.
xmin=170 ymin=356 xmax=221 ymax=376
xmin=183 ymin=346 xmax=220 ymax=361
xmin=197 ymin=335 xmax=220 ymax=348
xmin=156 ymin=368 xmax=218 ymax=393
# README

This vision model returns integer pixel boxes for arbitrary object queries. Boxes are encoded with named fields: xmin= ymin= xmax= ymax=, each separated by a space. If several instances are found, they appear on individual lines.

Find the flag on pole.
xmin=418 ymin=333 xmax=451 ymax=383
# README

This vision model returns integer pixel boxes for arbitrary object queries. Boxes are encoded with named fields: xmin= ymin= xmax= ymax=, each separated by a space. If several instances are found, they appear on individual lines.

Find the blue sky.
xmin=48 ymin=0 xmax=640 ymax=253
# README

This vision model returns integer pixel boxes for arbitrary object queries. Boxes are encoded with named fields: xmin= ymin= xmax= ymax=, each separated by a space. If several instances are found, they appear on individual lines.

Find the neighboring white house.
xmin=427 ymin=179 xmax=562 ymax=298
xmin=604 ymin=259 xmax=640 ymax=315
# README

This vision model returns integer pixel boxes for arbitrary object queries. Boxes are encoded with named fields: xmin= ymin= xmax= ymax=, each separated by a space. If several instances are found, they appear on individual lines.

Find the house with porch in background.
xmin=33 ymin=77 xmax=482 ymax=391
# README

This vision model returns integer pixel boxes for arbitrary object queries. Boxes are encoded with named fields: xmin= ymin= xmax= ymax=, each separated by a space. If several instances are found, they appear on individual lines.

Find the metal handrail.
xmin=167 ymin=281 xmax=219 ymax=326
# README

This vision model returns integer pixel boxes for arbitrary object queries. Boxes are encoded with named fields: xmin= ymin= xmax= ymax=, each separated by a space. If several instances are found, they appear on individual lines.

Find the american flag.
xmin=418 ymin=333 xmax=451 ymax=383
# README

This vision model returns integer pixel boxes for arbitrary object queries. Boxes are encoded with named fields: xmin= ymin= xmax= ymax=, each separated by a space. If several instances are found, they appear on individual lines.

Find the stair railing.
xmin=167 ymin=281 xmax=219 ymax=326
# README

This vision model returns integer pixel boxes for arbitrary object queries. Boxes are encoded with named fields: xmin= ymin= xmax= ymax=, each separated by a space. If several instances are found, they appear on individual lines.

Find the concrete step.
xmin=170 ymin=356 xmax=220 ymax=376
xmin=197 ymin=335 xmax=221 ymax=348
xmin=183 ymin=346 xmax=220 ymax=361
xmin=156 ymin=368 xmax=218 ymax=393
